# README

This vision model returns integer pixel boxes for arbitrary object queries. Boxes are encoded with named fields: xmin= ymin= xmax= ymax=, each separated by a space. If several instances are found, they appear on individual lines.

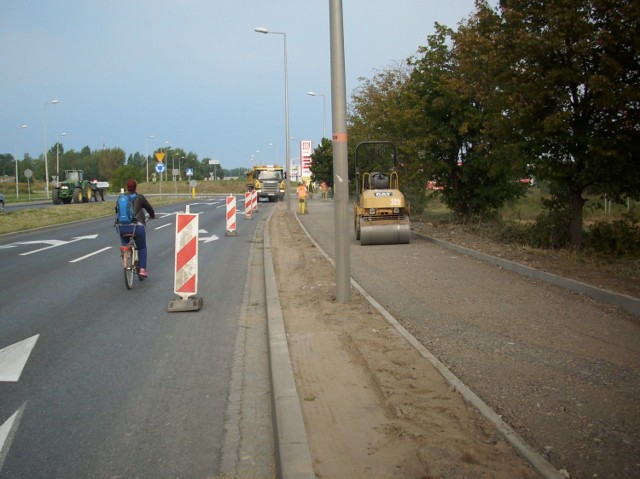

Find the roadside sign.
xmin=186 ymin=168 xmax=194 ymax=177
xmin=155 ymin=152 xmax=165 ymax=162
xmin=156 ymin=163 xmax=166 ymax=174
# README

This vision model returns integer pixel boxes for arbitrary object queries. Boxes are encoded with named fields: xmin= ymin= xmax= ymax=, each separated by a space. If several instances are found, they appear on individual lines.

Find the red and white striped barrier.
xmin=168 ymin=205 xmax=203 ymax=312
xmin=174 ymin=209 xmax=199 ymax=300
xmin=244 ymin=191 xmax=253 ymax=219
xmin=226 ymin=194 xmax=237 ymax=236
xmin=252 ymin=189 xmax=258 ymax=213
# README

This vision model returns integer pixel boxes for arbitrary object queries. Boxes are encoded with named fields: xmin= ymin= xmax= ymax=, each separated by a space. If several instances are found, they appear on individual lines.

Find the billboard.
xmin=300 ymin=140 xmax=313 ymax=178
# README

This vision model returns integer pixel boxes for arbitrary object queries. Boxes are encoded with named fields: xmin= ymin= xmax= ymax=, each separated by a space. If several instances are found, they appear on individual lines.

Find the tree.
xmin=96 ymin=148 xmax=127 ymax=180
xmin=110 ymin=165 xmax=143 ymax=192
xmin=406 ymin=20 xmax=526 ymax=222
xmin=496 ymin=0 xmax=640 ymax=247
xmin=310 ymin=138 xmax=333 ymax=186
xmin=348 ymin=63 xmax=424 ymax=203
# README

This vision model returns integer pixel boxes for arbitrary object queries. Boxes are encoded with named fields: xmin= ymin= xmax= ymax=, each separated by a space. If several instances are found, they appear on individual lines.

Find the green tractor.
xmin=52 ymin=170 xmax=108 ymax=204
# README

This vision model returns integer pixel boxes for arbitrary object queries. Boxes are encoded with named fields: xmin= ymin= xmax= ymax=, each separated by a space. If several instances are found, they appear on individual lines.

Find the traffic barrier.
xmin=226 ymin=194 xmax=237 ymax=236
xmin=244 ymin=191 xmax=253 ymax=219
xmin=252 ymin=189 xmax=258 ymax=213
xmin=168 ymin=205 xmax=203 ymax=312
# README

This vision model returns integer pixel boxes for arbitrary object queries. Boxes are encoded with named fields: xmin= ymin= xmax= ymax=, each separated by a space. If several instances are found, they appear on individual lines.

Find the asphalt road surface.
xmin=0 ymin=197 xmax=274 ymax=478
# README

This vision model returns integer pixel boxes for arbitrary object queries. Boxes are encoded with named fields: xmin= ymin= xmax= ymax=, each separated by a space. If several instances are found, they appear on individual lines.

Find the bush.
xmin=527 ymin=201 xmax=572 ymax=249
xmin=584 ymin=218 xmax=640 ymax=257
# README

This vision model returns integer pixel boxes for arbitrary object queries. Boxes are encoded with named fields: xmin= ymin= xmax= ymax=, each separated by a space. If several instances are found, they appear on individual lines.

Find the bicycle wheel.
xmin=123 ymin=246 xmax=135 ymax=289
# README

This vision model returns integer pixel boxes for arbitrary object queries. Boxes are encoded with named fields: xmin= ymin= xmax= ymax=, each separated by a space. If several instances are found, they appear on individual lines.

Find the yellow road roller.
xmin=354 ymin=141 xmax=410 ymax=245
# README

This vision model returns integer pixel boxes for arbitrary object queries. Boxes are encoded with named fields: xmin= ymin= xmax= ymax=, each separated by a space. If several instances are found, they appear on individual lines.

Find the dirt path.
xmin=270 ymin=198 xmax=640 ymax=479
xmin=270 ymin=204 xmax=540 ymax=478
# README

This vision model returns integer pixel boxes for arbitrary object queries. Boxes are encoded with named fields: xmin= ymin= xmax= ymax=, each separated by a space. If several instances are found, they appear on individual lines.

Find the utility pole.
xmin=329 ymin=0 xmax=351 ymax=303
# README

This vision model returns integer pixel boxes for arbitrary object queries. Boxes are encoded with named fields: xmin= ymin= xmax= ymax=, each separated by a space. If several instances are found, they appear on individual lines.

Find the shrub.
xmin=527 ymin=200 xmax=572 ymax=249
xmin=584 ymin=218 xmax=640 ymax=257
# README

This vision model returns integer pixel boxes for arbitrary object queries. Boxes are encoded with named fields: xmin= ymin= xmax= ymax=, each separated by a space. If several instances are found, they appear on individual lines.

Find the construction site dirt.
xmin=269 ymin=198 xmax=639 ymax=479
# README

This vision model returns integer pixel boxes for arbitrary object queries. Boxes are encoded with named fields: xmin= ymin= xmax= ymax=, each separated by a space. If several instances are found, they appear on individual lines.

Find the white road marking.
xmin=69 ymin=246 xmax=112 ymax=263
xmin=200 ymin=234 xmax=219 ymax=243
xmin=0 ymin=335 xmax=39 ymax=382
xmin=19 ymin=235 xmax=99 ymax=256
xmin=0 ymin=403 xmax=26 ymax=471
xmin=155 ymin=223 xmax=172 ymax=230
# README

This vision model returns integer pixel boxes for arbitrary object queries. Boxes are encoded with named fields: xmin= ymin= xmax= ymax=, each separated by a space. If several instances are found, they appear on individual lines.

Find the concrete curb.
xmin=417 ymin=233 xmax=640 ymax=316
xmin=293 ymin=212 xmax=565 ymax=479
xmin=263 ymin=205 xmax=315 ymax=479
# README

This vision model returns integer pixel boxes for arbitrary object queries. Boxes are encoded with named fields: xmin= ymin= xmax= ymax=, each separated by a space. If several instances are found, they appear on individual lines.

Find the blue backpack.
xmin=116 ymin=193 xmax=137 ymax=224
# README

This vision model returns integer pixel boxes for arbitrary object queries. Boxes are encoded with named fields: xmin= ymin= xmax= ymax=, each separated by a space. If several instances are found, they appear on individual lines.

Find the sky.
xmin=1 ymin=0 xmax=480 ymax=172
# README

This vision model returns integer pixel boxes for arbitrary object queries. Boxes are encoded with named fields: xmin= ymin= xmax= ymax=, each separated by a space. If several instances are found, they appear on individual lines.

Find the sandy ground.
xmin=269 ymin=204 xmax=540 ymax=478
xmin=269 ymin=198 xmax=640 ymax=479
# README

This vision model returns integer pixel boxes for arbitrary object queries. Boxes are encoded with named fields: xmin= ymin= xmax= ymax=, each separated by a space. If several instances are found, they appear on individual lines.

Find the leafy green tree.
xmin=96 ymin=148 xmax=127 ymax=180
xmin=0 ymin=153 xmax=13 ymax=178
xmin=310 ymin=138 xmax=333 ymax=186
xmin=406 ymin=21 xmax=526 ymax=222
xmin=495 ymin=0 xmax=640 ymax=247
xmin=110 ymin=165 xmax=143 ymax=192
xmin=348 ymin=63 xmax=426 ymax=205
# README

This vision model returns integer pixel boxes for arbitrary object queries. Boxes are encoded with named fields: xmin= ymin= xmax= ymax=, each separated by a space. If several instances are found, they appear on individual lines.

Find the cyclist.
xmin=115 ymin=179 xmax=156 ymax=278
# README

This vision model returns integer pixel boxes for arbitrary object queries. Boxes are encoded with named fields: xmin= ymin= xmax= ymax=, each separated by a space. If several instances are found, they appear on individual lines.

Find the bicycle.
xmin=117 ymin=223 xmax=145 ymax=289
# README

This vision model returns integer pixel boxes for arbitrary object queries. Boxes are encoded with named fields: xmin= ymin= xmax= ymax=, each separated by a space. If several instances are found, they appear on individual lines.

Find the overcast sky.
xmin=1 ymin=0 xmax=479 ymax=172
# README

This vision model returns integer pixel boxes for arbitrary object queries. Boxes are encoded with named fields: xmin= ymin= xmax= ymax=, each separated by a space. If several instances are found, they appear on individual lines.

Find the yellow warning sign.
xmin=155 ymin=152 xmax=166 ymax=162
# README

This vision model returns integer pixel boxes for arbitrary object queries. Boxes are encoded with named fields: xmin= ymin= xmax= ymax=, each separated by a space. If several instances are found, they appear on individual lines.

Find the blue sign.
xmin=186 ymin=168 xmax=194 ymax=177
xmin=155 ymin=163 xmax=166 ymax=174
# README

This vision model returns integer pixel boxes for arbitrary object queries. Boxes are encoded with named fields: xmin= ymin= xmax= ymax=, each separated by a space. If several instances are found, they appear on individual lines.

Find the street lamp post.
xmin=330 ymin=0 xmax=351 ymax=303
xmin=56 ymin=132 xmax=67 ymax=183
xmin=43 ymin=99 xmax=60 ymax=199
xmin=268 ymin=142 xmax=277 ymax=162
xmin=307 ymin=91 xmax=327 ymax=139
xmin=164 ymin=142 xmax=171 ymax=184
xmin=255 ymin=26 xmax=291 ymax=211
xmin=14 ymin=124 xmax=27 ymax=199
xmin=145 ymin=135 xmax=155 ymax=183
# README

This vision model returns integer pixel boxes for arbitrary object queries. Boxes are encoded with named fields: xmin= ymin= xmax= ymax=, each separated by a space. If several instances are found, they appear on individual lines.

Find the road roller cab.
xmin=354 ymin=141 xmax=410 ymax=245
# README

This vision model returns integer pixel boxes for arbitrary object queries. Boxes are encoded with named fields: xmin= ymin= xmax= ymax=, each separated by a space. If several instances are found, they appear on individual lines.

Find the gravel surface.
xmin=293 ymin=197 xmax=640 ymax=479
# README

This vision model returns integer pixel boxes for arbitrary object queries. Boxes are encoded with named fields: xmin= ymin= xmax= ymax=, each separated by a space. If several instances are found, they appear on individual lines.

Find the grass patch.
xmin=0 ymin=179 xmax=251 ymax=235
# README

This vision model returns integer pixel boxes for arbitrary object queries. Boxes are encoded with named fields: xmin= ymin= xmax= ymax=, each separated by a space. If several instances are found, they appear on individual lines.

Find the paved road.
xmin=295 ymin=196 xmax=640 ymax=479
xmin=0 ymin=198 xmax=275 ymax=478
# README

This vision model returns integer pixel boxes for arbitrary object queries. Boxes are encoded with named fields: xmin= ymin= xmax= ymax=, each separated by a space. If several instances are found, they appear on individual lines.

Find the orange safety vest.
xmin=297 ymin=185 xmax=308 ymax=199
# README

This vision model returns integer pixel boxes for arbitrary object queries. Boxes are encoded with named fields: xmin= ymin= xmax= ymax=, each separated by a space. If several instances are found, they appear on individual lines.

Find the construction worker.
xmin=320 ymin=181 xmax=328 ymax=200
xmin=296 ymin=182 xmax=308 ymax=214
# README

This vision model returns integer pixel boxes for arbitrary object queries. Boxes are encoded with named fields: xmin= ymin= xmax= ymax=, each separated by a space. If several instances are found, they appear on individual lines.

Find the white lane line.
xmin=69 ymin=246 xmax=112 ymax=263
xmin=155 ymin=223 xmax=172 ymax=230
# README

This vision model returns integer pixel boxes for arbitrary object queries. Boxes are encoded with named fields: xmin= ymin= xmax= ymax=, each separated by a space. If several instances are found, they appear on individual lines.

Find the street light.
xmin=43 ymin=99 xmax=60 ymax=199
xmin=145 ymin=134 xmax=155 ymax=183
xmin=307 ymin=91 xmax=327 ymax=139
xmin=164 ymin=142 xmax=171 ymax=183
xmin=56 ymin=132 xmax=67 ymax=183
xmin=268 ymin=142 xmax=277 ymax=162
xmin=255 ymin=26 xmax=291 ymax=211
xmin=14 ymin=124 xmax=27 ymax=199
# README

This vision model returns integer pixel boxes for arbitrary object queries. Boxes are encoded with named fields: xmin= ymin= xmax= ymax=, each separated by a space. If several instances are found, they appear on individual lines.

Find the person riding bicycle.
xmin=115 ymin=179 xmax=156 ymax=278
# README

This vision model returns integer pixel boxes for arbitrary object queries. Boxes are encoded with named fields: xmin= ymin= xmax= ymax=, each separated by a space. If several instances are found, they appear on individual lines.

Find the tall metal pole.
xmin=307 ymin=91 xmax=327 ymax=140
xmin=56 ymin=132 xmax=66 ymax=183
xmin=329 ymin=0 xmax=351 ymax=303
xmin=42 ymin=99 xmax=59 ymax=199
xmin=14 ymin=124 xmax=27 ymax=199
xmin=255 ymin=27 xmax=291 ymax=211
xmin=145 ymin=134 xmax=154 ymax=184
xmin=283 ymin=32 xmax=291 ymax=211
